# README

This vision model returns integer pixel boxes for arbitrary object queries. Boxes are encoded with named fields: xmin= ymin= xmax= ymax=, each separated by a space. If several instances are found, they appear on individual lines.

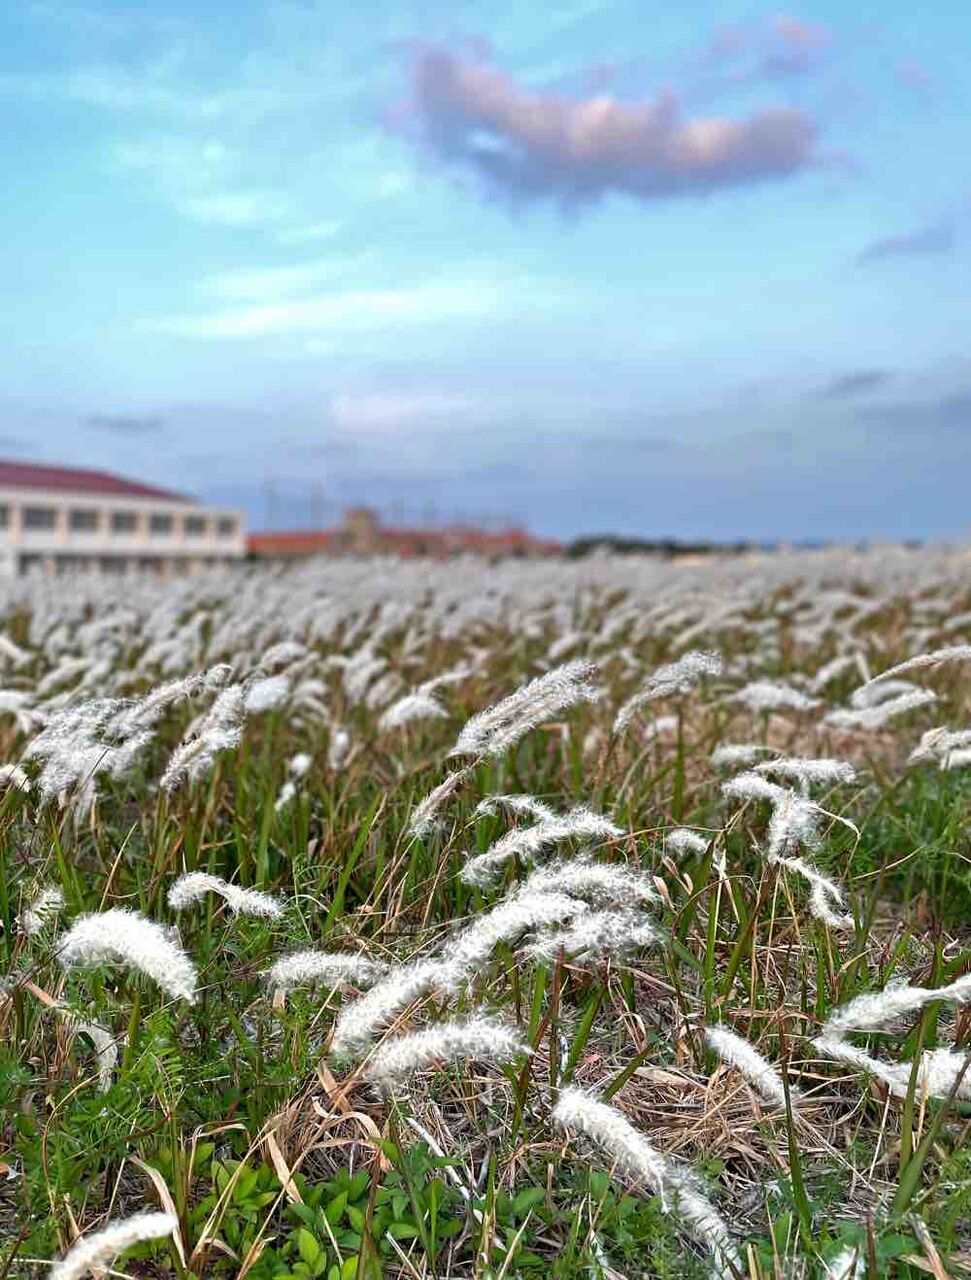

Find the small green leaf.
xmin=297 ymin=1228 xmax=321 ymax=1267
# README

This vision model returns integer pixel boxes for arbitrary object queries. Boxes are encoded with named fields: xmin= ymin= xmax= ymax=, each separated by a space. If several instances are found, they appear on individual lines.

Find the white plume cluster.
xmin=160 ymin=683 xmax=247 ymax=790
xmin=613 ymin=650 xmax=722 ymax=734
xmin=167 ymin=872 xmax=284 ymax=919
xmin=815 ymin=973 xmax=971 ymax=1100
xmin=461 ymin=804 xmax=623 ymax=886
xmin=552 ymin=1087 xmax=739 ymax=1276
xmin=705 ymin=1024 xmax=792 ymax=1108
xmin=57 ymin=908 xmax=198 ymax=1003
xmin=17 ymin=884 xmax=66 ymax=936
xmin=732 ymin=681 xmax=819 ymax=714
xmin=49 ymin=1210 xmax=177 ymax=1280
xmin=722 ymin=773 xmax=854 ymax=929
xmin=263 ymin=950 xmax=388 ymax=995
xmin=364 ymin=1014 xmax=529 ymax=1087
xmin=451 ymin=659 xmax=602 ymax=759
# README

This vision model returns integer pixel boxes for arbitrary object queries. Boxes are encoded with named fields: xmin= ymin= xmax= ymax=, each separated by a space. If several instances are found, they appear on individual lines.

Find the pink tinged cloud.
xmin=406 ymin=48 xmax=819 ymax=206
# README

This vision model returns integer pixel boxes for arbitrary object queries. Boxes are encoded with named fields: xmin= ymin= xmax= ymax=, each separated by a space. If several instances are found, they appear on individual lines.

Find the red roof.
xmin=248 ymin=531 xmax=340 ymax=555
xmin=0 ymin=460 xmax=193 ymax=503
xmin=248 ymin=524 xmax=561 ymax=559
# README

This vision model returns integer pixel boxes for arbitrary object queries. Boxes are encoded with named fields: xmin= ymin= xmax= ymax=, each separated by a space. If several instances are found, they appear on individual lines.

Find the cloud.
xmin=202 ymin=256 xmax=370 ymax=303
xmin=857 ymin=224 xmax=955 ymax=264
xmin=85 ymin=414 xmax=165 ymax=434
xmin=332 ymin=391 xmax=479 ymax=433
xmin=818 ymin=370 xmax=892 ymax=401
xmin=400 ymin=46 xmax=819 ymax=208
xmin=145 ymin=279 xmax=516 ymax=339
xmin=859 ymin=390 xmax=971 ymax=434
xmin=707 ymin=14 xmax=831 ymax=82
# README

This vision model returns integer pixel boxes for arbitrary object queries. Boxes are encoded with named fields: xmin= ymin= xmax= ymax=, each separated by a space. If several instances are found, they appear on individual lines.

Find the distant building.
xmin=248 ymin=506 xmax=560 ymax=561
xmin=0 ymin=460 xmax=245 ymax=576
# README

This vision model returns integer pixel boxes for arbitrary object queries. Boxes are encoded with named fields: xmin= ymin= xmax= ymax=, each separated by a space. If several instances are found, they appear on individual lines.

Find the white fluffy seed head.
xmin=167 ymin=872 xmax=284 ymax=919
xmin=263 ymin=950 xmax=388 ymax=995
xmin=17 ymin=885 xmax=66 ymax=936
xmin=706 ymin=1025 xmax=792 ymax=1107
xmin=364 ymin=1014 xmax=530 ymax=1088
xmin=755 ymin=757 xmax=856 ymax=789
xmin=451 ymin=660 xmax=602 ymax=760
xmin=460 ymin=806 xmax=623 ymax=887
xmin=329 ymin=958 xmax=443 ymax=1060
xmin=526 ymin=908 xmax=662 ymax=965
xmin=49 ymin=1210 xmax=177 ymax=1280
xmin=613 ymin=650 xmax=723 ymax=734
xmin=552 ymin=1086 xmax=739 ymax=1275
xmin=57 ymin=908 xmax=198 ymax=1003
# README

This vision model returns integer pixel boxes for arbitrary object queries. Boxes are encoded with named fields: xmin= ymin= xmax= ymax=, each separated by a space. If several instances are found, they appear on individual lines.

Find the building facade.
xmin=248 ymin=506 xmax=561 ymax=561
xmin=0 ymin=461 xmax=245 ymax=576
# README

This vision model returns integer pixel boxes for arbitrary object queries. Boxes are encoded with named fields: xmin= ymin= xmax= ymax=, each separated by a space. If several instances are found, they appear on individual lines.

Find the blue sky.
xmin=1 ymin=0 xmax=968 ymax=540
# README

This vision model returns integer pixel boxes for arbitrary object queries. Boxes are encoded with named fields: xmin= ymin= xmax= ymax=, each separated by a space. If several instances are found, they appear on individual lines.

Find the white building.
xmin=0 ymin=460 xmax=245 ymax=576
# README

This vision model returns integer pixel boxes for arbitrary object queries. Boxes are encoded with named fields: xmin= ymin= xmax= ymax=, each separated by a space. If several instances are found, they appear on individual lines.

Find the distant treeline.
xmin=564 ymin=536 xmax=779 ymax=558
xmin=564 ymin=536 xmax=927 ymax=559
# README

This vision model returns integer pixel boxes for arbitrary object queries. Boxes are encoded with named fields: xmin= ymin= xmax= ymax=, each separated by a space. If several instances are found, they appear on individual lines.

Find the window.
xmin=0 ymin=505 xmax=8 ymax=529
xmin=69 ymin=508 xmax=99 ymax=532
xmin=149 ymin=513 xmax=173 ymax=536
xmin=184 ymin=515 xmax=207 ymax=538
xmin=23 ymin=506 xmax=56 ymax=531
xmin=216 ymin=516 xmax=237 ymax=538
xmin=111 ymin=511 xmax=137 ymax=534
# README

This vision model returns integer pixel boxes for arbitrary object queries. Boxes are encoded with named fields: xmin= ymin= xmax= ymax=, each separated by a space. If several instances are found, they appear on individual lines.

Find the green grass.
xmin=2 ymin=566 xmax=971 ymax=1279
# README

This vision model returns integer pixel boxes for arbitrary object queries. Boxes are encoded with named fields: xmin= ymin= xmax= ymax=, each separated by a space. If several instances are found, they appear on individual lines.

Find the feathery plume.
xmin=451 ymin=660 xmax=601 ymax=759
xmin=523 ymin=857 xmax=657 ymax=906
xmin=0 ymin=763 xmax=31 ymax=792
xmin=437 ymin=889 xmax=588 ymax=992
xmin=379 ymin=689 xmax=447 ymax=733
xmin=364 ymin=1014 xmax=529 ymax=1087
xmin=408 ymin=767 xmax=472 ymax=838
xmin=825 ymin=688 xmax=936 ymax=731
xmin=755 ymin=757 xmax=856 ymax=789
xmin=263 ymin=950 xmax=388 ymax=995
xmin=526 ymin=907 xmax=661 ymax=964
xmin=552 ymin=1087 xmax=739 ymax=1275
xmin=329 ymin=958 xmax=443 ymax=1059
xmin=461 ymin=806 xmax=623 ymax=887
xmin=613 ymin=650 xmax=722 ymax=734
xmin=710 ymin=742 xmax=775 ymax=770
xmin=49 ymin=1211 xmax=177 ymax=1280
xmin=706 ymin=1025 xmax=792 ymax=1107
xmin=858 ymin=644 xmax=971 ymax=689
xmin=244 ymin=674 xmax=290 ymax=714
xmin=57 ymin=908 xmax=198 ymax=1003
xmin=327 ymin=726 xmax=351 ymax=771
xmin=474 ymin=793 xmax=559 ymax=823
xmin=732 ymin=681 xmax=819 ymax=714
xmin=160 ymin=684 xmax=246 ymax=790
xmin=167 ymin=872 xmax=284 ymax=919
xmin=17 ymin=885 xmax=66 ymax=936
xmin=665 ymin=828 xmax=710 ymax=858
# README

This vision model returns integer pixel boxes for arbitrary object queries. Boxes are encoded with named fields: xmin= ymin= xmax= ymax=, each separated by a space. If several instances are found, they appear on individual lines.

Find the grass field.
xmin=3 ymin=549 xmax=971 ymax=1279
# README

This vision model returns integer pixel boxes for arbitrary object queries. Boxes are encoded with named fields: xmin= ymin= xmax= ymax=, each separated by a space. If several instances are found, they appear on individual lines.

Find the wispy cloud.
xmin=85 ymin=414 xmax=166 ymax=434
xmin=398 ymin=44 xmax=820 ymax=209
xmin=202 ymin=256 xmax=370 ymax=302
xmin=332 ymin=391 xmax=480 ymax=433
xmin=818 ymin=370 xmax=892 ymax=401
xmin=857 ymin=224 xmax=955 ymax=264
xmin=145 ymin=280 xmax=514 ymax=339
xmin=859 ymin=389 xmax=971 ymax=433
xmin=706 ymin=14 xmax=831 ymax=83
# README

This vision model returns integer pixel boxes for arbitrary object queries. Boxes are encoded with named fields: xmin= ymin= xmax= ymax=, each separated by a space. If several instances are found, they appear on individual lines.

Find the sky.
xmin=0 ymin=0 xmax=968 ymax=542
